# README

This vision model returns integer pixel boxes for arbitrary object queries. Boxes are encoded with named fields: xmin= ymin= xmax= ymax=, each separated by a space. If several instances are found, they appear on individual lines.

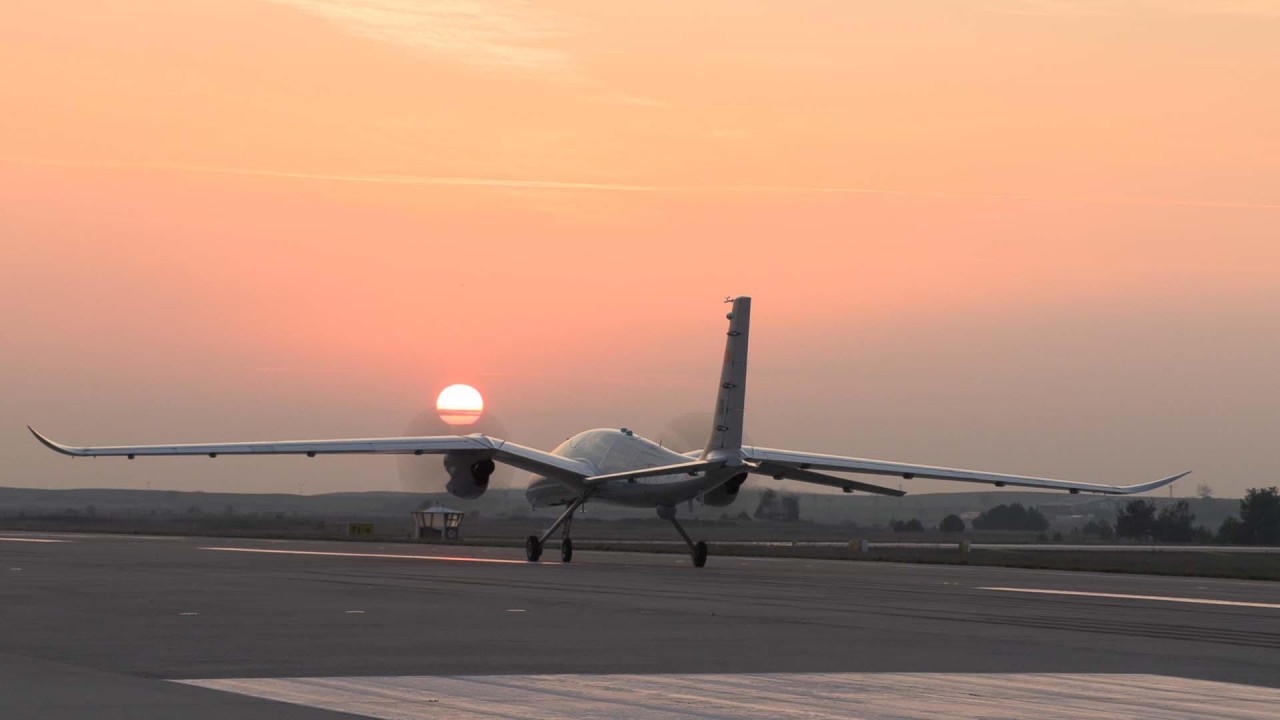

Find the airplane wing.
xmin=28 ymin=427 xmax=592 ymax=484
xmin=742 ymin=445 xmax=1188 ymax=496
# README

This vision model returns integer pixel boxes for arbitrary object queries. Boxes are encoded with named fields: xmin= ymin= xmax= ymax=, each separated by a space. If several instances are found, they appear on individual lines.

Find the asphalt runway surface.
xmin=3 ymin=532 xmax=1279 ymax=719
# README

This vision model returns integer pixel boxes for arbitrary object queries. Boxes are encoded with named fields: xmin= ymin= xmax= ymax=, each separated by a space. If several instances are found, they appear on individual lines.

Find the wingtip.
xmin=1135 ymin=470 xmax=1192 ymax=494
xmin=28 ymin=426 xmax=76 ymax=456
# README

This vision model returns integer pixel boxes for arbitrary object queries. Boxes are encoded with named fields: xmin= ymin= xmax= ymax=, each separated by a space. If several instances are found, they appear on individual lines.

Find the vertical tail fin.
xmin=705 ymin=296 xmax=750 ymax=456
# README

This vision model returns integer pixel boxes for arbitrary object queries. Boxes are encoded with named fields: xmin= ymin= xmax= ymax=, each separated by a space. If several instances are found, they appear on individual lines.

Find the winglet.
xmin=1120 ymin=470 xmax=1192 ymax=495
xmin=28 ymin=426 xmax=82 ymax=456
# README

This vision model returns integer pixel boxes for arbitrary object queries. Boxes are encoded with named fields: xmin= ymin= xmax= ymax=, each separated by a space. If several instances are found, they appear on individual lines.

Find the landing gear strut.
xmin=526 ymin=492 xmax=589 ymax=563
xmin=658 ymin=505 xmax=708 ymax=567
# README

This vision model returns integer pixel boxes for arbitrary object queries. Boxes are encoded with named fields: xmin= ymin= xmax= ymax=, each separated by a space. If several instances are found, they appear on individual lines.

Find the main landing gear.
xmin=524 ymin=497 xmax=708 ymax=568
xmin=526 ymin=493 xmax=588 ymax=563
xmin=658 ymin=505 xmax=708 ymax=568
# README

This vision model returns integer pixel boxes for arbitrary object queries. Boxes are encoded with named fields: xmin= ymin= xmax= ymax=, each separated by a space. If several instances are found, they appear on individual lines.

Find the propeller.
xmin=395 ymin=408 xmax=510 ymax=493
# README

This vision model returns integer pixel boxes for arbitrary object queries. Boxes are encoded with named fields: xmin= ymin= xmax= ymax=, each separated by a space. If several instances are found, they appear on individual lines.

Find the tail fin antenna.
xmin=705 ymin=296 xmax=750 ymax=456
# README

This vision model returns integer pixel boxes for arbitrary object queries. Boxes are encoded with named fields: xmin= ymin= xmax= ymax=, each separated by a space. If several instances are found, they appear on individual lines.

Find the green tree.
xmin=890 ymin=518 xmax=924 ymax=533
xmin=1081 ymin=519 xmax=1115 ymax=540
xmin=1217 ymin=516 xmax=1244 ymax=544
xmin=972 ymin=503 xmax=1049 ymax=531
xmin=753 ymin=490 xmax=800 ymax=521
xmin=1238 ymin=487 xmax=1280 ymax=546
xmin=1152 ymin=500 xmax=1197 ymax=543
xmin=1115 ymin=499 xmax=1156 ymax=540
xmin=939 ymin=514 xmax=965 ymax=532
xmin=780 ymin=495 xmax=801 ymax=521
xmin=753 ymin=489 xmax=779 ymax=520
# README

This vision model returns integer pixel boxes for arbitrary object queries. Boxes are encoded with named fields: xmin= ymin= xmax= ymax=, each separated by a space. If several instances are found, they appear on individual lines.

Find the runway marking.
xmin=178 ymin=612 xmax=199 ymax=616
xmin=980 ymin=587 xmax=1280 ymax=610
xmin=506 ymin=609 xmax=526 ymax=613
xmin=200 ymin=546 xmax=531 ymax=565
xmin=344 ymin=610 xmax=365 ymax=614
xmin=176 ymin=672 xmax=1280 ymax=719
xmin=0 ymin=537 xmax=70 ymax=543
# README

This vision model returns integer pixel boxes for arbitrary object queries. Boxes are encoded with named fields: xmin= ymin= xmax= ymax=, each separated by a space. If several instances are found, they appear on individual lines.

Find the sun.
xmin=436 ymin=384 xmax=484 ymax=426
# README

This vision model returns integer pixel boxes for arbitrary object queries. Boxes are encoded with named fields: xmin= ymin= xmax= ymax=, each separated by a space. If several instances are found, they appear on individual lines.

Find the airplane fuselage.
xmin=526 ymin=428 xmax=735 ymax=509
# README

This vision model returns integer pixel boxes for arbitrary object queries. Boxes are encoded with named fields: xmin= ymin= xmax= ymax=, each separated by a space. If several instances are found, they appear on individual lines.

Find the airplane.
xmin=29 ymin=296 xmax=1188 ymax=567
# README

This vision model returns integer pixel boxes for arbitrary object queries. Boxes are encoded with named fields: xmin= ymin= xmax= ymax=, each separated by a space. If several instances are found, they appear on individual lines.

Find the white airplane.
xmin=30 ymin=297 xmax=1188 ymax=567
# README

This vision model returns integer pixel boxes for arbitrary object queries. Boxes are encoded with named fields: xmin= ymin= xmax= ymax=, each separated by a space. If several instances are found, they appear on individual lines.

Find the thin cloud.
xmin=161 ymin=163 xmax=1280 ymax=211
xmin=1178 ymin=0 xmax=1280 ymax=17
xmin=6 ymin=157 xmax=1278 ymax=210
xmin=265 ymin=0 xmax=576 ymax=73
xmin=983 ymin=1 xmax=1280 ymax=17
xmin=595 ymin=94 xmax=670 ymax=109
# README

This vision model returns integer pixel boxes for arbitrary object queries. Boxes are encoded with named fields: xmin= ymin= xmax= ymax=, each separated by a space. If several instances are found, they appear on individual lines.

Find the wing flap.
xmin=743 ymin=445 xmax=1188 ymax=496
xmin=750 ymin=461 xmax=906 ymax=496
xmin=585 ymin=460 xmax=724 ymax=486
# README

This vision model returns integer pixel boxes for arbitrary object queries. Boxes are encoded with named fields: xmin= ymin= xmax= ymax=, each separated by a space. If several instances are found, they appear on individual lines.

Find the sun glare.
xmin=436 ymin=384 xmax=484 ymax=426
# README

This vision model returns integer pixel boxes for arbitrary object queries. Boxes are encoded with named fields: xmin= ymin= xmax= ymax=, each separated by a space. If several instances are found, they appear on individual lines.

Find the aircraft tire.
xmin=525 ymin=535 xmax=542 ymax=562
xmin=560 ymin=538 xmax=573 ymax=563
xmin=692 ymin=541 xmax=708 ymax=568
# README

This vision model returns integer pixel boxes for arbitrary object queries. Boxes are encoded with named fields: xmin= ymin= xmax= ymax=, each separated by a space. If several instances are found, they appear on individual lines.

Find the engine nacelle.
xmin=701 ymin=472 xmax=748 ymax=507
xmin=443 ymin=451 xmax=496 ymax=499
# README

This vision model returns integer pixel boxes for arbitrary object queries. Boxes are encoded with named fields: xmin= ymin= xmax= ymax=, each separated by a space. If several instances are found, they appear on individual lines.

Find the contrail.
xmin=6 ymin=156 xmax=1278 ymax=210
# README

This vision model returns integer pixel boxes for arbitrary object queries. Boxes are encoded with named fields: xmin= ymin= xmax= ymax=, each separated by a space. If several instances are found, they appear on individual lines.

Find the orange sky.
xmin=2 ymin=0 xmax=1277 ymax=496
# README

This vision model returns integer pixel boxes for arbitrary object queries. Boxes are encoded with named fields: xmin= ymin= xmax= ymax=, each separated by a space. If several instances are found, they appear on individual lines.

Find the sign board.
xmin=348 ymin=522 xmax=374 ymax=537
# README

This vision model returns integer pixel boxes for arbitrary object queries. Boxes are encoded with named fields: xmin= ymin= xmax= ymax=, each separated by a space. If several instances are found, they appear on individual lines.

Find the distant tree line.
xmin=1217 ymin=487 xmax=1280 ymax=545
xmin=753 ymin=489 xmax=801 ymax=521
xmin=1099 ymin=487 xmax=1280 ymax=545
xmin=890 ymin=518 xmax=924 ymax=532
xmin=1080 ymin=518 xmax=1115 ymax=540
xmin=972 ymin=503 xmax=1049 ymax=532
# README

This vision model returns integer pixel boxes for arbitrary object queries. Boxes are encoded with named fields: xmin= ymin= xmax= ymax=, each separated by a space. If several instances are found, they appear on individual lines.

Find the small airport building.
xmin=411 ymin=505 xmax=465 ymax=541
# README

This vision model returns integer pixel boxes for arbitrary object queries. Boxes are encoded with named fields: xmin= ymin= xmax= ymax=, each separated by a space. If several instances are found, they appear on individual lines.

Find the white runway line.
xmin=0 ymin=537 xmax=70 ymax=543
xmin=980 ymin=587 xmax=1280 ymax=610
xmin=200 ymin=546 xmax=531 ymax=565
xmin=175 ymin=672 xmax=1280 ymax=719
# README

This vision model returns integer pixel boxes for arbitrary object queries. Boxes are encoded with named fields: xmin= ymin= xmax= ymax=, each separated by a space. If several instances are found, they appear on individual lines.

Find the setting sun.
xmin=436 ymin=384 xmax=484 ymax=426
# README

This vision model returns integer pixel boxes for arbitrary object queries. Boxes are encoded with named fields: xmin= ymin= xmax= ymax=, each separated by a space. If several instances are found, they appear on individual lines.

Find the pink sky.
xmin=2 ymin=1 xmax=1277 ymax=496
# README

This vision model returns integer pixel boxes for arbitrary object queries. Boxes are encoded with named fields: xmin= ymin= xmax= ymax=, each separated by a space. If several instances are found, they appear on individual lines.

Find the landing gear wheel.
xmin=525 ymin=535 xmax=542 ymax=562
xmin=692 ymin=541 xmax=708 ymax=568
xmin=560 ymin=538 xmax=573 ymax=563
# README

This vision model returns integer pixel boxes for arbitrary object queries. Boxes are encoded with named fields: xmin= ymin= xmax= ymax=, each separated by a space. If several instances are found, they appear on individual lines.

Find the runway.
xmin=3 ymin=532 xmax=1279 ymax=719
